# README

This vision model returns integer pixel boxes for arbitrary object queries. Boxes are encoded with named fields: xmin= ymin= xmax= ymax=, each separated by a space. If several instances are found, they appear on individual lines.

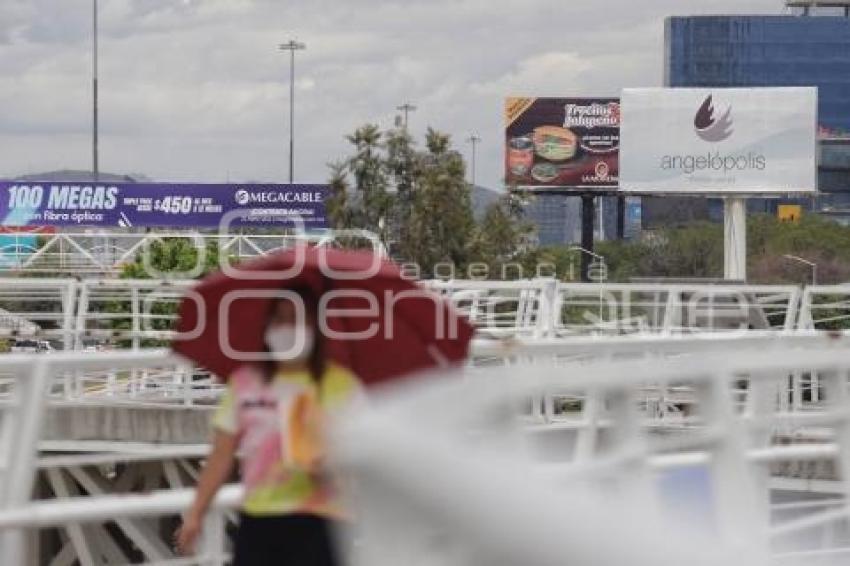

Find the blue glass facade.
xmin=651 ymin=15 xmax=850 ymax=225
xmin=666 ymin=15 xmax=850 ymax=133
xmin=524 ymin=194 xmax=578 ymax=246
xmin=523 ymin=194 xmax=632 ymax=245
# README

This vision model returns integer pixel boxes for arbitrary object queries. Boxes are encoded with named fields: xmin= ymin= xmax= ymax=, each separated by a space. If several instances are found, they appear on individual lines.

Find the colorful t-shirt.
xmin=213 ymin=363 xmax=363 ymax=518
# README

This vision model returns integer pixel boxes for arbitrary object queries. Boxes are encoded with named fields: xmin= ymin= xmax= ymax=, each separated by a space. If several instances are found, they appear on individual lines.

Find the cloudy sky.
xmin=0 ymin=0 xmax=783 ymax=189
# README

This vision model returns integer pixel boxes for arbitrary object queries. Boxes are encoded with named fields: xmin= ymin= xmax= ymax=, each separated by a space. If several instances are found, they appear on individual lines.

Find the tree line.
xmin=325 ymin=124 xmax=532 ymax=279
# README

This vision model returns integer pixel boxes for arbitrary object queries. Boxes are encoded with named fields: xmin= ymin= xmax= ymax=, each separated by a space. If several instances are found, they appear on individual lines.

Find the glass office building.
xmin=522 ymin=194 xmax=630 ymax=245
xmin=666 ymin=15 xmax=850 ymax=133
xmin=523 ymin=194 xmax=579 ymax=246
xmin=645 ymin=13 xmax=850 ymax=227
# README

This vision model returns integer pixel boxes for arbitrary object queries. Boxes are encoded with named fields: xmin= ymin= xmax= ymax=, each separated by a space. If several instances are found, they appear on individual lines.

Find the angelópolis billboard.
xmin=619 ymin=87 xmax=817 ymax=194
xmin=0 ymin=182 xmax=329 ymax=228
xmin=505 ymin=97 xmax=619 ymax=190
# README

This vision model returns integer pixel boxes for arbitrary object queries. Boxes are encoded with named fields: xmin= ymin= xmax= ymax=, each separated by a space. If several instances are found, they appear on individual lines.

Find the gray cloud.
xmin=0 ymin=0 xmax=781 ymax=187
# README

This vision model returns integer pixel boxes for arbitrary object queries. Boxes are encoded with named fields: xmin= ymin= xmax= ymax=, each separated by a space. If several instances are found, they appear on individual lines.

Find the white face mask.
xmin=264 ymin=323 xmax=314 ymax=362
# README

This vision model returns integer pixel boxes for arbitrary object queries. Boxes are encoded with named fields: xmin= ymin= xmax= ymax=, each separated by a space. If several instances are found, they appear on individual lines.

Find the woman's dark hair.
xmin=260 ymin=285 xmax=327 ymax=384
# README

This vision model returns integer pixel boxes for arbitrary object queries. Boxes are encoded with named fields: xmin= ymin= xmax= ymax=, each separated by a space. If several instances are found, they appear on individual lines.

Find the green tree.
xmin=329 ymin=123 xmax=531 ymax=277
xmin=108 ymin=238 xmax=223 ymax=347
xmin=467 ymin=198 xmax=534 ymax=278
xmin=344 ymin=124 xmax=394 ymax=243
xmin=120 ymin=238 xmax=221 ymax=279
xmin=402 ymin=128 xmax=476 ymax=274
xmin=384 ymin=125 xmax=417 ymax=250
xmin=325 ymin=160 xmax=353 ymax=229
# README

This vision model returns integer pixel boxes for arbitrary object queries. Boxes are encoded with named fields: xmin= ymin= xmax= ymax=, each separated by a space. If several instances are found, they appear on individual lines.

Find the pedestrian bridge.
xmin=0 ymin=279 xmax=847 ymax=563
xmin=0 ymin=331 xmax=847 ymax=564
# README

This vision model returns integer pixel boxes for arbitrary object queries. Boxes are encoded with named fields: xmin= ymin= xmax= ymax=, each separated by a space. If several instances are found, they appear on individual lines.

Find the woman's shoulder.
xmin=321 ymin=363 xmax=363 ymax=400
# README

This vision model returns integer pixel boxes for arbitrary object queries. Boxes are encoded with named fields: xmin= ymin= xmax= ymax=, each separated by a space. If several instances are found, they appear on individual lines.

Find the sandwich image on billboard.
xmin=619 ymin=87 xmax=817 ymax=194
xmin=505 ymin=97 xmax=619 ymax=190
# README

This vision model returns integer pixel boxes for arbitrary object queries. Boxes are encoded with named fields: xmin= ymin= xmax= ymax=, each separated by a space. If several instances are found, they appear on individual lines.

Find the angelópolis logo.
xmin=694 ymin=95 xmax=733 ymax=143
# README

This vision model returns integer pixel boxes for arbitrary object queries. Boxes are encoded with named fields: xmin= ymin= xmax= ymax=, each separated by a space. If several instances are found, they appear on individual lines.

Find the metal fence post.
xmin=1 ymin=358 xmax=50 ymax=565
xmin=535 ymin=278 xmax=558 ymax=339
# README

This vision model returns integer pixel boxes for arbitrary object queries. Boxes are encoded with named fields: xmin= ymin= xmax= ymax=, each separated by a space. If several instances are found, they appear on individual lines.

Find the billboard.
xmin=505 ymin=97 xmax=619 ymax=190
xmin=0 ymin=182 xmax=329 ymax=228
xmin=619 ymin=87 xmax=817 ymax=194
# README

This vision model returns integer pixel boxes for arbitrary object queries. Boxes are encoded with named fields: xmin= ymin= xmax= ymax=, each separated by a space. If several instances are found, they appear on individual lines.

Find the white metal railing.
xmin=0 ymin=231 xmax=388 ymax=274
xmin=424 ymin=279 xmax=806 ymax=337
xmin=798 ymin=284 xmax=850 ymax=332
xmin=0 ymin=336 xmax=847 ymax=563
xmin=0 ymin=331 xmax=836 ymax=410
xmin=554 ymin=282 xmax=801 ymax=335
xmin=0 ymin=484 xmax=241 ymax=565
xmin=0 ymin=350 xmax=217 ymax=564
xmin=427 ymin=279 xmax=552 ymax=337
xmin=0 ymin=279 xmax=840 ymax=353
xmin=332 ymin=337 xmax=850 ymax=566
xmin=0 ymin=278 xmax=76 ymax=347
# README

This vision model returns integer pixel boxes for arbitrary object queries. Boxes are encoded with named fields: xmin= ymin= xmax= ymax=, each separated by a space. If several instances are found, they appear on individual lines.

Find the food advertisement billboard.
xmin=619 ymin=87 xmax=817 ymax=194
xmin=505 ymin=97 xmax=619 ymax=190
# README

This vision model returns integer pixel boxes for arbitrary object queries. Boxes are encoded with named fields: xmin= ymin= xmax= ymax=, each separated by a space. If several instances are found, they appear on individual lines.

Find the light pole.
xmin=466 ymin=134 xmax=481 ymax=187
xmin=92 ymin=0 xmax=99 ymax=182
xmin=569 ymin=246 xmax=607 ymax=283
xmin=782 ymin=254 xmax=818 ymax=286
xmin=396 ymin=103 xmax=416 ymax=129
xmin=279 ymin=40 xmax=306 ymax=183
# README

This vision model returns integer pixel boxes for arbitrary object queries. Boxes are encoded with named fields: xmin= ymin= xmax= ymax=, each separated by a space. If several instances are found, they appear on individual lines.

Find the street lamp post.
xmin=396 ymin=103 xmax=417 ymax=129
xmin=466 ymin=134 xmax=481 ymax=187
xmin=782 ymin=254 xmax=818 ymax=286
xmin=279 ymin=40 xmax=306 ymax=183
xmin=569 ymin=246 xmax=607 ymax=283
xmin=92 ymin=0 xmax=99 ymax=182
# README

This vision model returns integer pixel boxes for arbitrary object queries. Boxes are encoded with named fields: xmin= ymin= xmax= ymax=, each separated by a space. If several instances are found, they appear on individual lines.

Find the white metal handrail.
xmin=0 ymin=278 xmax=839 ymax=353
xmin=798 ymin=284 xmax=850 ymax=331
xmin=333 ymin=338 xmax=850 ymax=566
xmin=0 ymin=336 xmax=846 ymax=563
xmin=0 ymin=231 xmax=388 ymax=274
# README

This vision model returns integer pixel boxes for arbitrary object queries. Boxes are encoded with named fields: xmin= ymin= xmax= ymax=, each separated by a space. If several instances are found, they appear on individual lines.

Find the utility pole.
xmin=616 ymin=196 xmax=626 ymax=239
xmin=279 ymin=40 xmax=306 ymax=183
xmin=466 ymin=134 xmax=481 ymax=187
xmin=580 ymin=195 xmax=595 ymax=282
xmin=92 ymin=0 xmax=99 ymax=182
xmin=396 ymin=103 xmax=417 ymax=129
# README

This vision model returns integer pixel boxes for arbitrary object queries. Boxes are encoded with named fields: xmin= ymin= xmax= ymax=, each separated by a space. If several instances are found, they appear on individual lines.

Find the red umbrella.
xmin=171 ymin=246 xmax=474 ymax=386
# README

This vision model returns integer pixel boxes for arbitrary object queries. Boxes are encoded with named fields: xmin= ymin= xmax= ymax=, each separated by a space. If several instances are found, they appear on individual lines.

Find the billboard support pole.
xmin=723 ymin=197 xmax=747 ymax=281
xmin=580 ymin=194 xmax=595 ymax=282
xmin=616 ymin=196 xmax=625 ymax=239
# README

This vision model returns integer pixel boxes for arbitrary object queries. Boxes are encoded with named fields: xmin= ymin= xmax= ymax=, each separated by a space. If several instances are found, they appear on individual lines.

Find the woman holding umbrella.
xmin=176 ymin=285 xmax=358 ymax=564
xmin=172 ymin=247 xmax=473 ymax=565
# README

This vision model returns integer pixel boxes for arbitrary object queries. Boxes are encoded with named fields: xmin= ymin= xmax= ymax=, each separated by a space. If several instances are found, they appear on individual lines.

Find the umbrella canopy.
xmin=172 ymin=246 xmax=474 ymax=386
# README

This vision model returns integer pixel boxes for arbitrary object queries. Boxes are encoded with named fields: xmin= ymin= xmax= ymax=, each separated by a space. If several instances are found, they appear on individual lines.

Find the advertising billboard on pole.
xmin=619 ymin=87 xmax=817 ymax=194
xmin=505 ymin=97 xmax=619 ymax=190
xmin=0 ymin=182 xmax=329 ymax=228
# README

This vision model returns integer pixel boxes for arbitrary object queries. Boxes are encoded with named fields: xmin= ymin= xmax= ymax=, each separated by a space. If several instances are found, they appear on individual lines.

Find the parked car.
xmin=10 ymin=339 xmax=54 ymax=353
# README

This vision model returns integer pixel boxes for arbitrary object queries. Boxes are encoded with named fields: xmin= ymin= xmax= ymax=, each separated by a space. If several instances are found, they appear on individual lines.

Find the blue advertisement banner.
xmin=0 ymin=182 xmax=329 ymax=228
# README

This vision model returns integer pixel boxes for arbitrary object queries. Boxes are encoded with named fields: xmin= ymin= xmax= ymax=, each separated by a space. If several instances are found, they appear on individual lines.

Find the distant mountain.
xmin=12 ymin=170 xmax=147 ymax=183
xmin=471 ymin=184 xmax=502 ymax=221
